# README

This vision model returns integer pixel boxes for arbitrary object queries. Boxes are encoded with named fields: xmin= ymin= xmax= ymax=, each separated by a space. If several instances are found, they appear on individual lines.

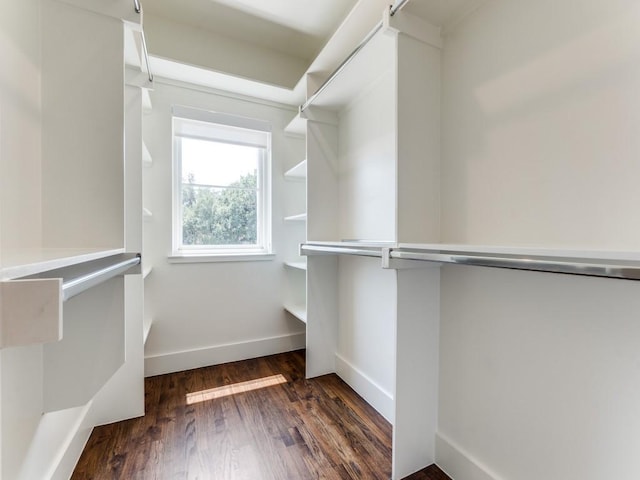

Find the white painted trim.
xmin=144 ymin=332 xmax=306 ymax=377
xmin=436 ymin=432 xmax=501 ymax=480
xmin=168 ymin=253 xmax=276 ymax=264
xmin=18 ymin=402 xmax=92 ymax=480
xmin=335 ymin=353 xmax=394 ymax=423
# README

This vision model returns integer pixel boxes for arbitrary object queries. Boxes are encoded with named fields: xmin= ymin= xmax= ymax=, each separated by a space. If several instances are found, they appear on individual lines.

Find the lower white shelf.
xmin=284 ymin=261 xmax=307 ymax=271
xmin=284 ymin=304 xmax=307 ymax=323
xmin=284 ymin=213 xmax=307 ymax=222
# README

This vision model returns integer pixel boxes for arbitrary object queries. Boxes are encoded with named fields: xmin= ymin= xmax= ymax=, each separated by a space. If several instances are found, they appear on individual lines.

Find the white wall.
xmin=338 ymin=69 xmax=396 ymax=242
xmin=143 ymin=80 xmax=306 ymax=376
xmin=437 ymin=1 xmax=640 ymax=479
xmin=0 ymin=0 xmax=42 ymax=251
xmin=441 ymin=0 xmax=640 ymax=248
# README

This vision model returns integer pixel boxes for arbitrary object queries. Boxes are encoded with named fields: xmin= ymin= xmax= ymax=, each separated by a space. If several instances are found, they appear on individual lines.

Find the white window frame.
xmin=170 ymin=106 xmax=273 ymax=262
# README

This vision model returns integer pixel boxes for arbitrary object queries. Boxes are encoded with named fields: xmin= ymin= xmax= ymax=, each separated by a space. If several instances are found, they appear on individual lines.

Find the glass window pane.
xmin=182 ymin=183 xmax=257 ymax=246
xmin=181 ymin=137 xmax=259 ymax=187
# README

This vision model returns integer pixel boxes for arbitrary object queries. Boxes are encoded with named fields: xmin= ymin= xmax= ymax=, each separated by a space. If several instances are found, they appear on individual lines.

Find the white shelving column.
xmin=283 ymin=113 xmax=308 ymax=326
xmin=302 ymin=10 xmax=443 ymax=479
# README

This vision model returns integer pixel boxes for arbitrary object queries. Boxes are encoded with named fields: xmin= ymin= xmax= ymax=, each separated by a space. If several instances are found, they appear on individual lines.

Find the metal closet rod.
xmin=299 ymin=0 xmax=410 ymax=113
xmin=62 ymin=255 xmax=141 ymax=302
xmin=300 ymin=243 xmax=640 ymax=281
xmin=133 ymin=0 xmax=154 ymax=83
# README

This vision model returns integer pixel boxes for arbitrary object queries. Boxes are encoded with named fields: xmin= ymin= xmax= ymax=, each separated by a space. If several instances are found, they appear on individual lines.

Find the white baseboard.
xmin=335 ymin=353 xmax=394 ymax=423
xmin=436 ymin=432 xmax=501 ymax=480
xmin=144 ymin=332 xmax=307 ymax=377
xmin=17 ymin=403 xmax=92 ymax=480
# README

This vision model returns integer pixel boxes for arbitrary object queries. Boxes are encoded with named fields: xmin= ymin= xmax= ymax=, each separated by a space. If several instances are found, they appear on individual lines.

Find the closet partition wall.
xmin=301 ymin=9 xmax=443 ymax=479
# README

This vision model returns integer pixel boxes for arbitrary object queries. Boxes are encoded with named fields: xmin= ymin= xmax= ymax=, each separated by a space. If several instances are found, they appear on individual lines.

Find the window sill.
xmin=168 ymin=252 xmax=276 ymax=264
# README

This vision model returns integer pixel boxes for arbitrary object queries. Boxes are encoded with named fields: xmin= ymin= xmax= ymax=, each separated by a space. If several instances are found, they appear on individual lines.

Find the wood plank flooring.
xmin=72 ymin=350 xmax=450 ymax=480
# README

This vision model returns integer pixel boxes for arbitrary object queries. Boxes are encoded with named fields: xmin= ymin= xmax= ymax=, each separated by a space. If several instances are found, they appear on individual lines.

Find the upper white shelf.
xmin=284 ymin=114 xmax=306 ymax=137
xmin=0 ymin=248 xmax=126 ymax=281
xmin=284 ymin=160 xmax=307 ymax=180
xmin=304 ymin=29 xmax=393 ymax=112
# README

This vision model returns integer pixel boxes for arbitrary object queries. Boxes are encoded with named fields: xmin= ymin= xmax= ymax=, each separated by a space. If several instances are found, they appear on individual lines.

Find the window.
xmin=172 ymin=107 xmax=272 ymax=259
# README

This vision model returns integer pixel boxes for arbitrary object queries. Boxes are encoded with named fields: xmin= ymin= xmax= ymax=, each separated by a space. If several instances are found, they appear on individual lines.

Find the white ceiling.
xmin=141 ymin=0 xmax=489 ymax=105
xmin=142 ymin=0 xmax=358 ymax=61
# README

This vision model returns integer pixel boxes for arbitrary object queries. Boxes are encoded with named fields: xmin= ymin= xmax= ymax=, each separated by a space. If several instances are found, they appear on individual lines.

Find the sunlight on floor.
xmin=185 ymin=374 xmax=288 ymax=404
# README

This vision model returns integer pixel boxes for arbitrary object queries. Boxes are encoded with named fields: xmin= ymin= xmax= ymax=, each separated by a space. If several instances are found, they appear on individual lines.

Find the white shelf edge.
xmin=142 ymin=265 xmax=153 ymax=279
xmin=284 ymin=261 xmax=307 ymax=271
xmin=284 ymin=304 xmax=307 ymax=323
xmin=284 ymin=213 xmax=307 ymax=222
xmin=143 ymin=317 xmax=153 ymax=345
xmin=284 ymin=159 xmax=307 ymax=180
xmin=284 ymin=114 xmax=306 ymax=137
xmin=142 ymin=141 xmax=153 ymax=167
xmin=0 ymin=248 xmax=126 ymax=281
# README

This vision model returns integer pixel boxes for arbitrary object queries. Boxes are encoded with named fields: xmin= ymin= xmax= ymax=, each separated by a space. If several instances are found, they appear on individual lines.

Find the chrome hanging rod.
xmin=133 ymin=0 xmax=154 ymax=83
xmin=390 ymin=0 xmax=411 ymax=16
xmin=301 ymin=242 xmax=640 ymax=281
xmin=300 ymin=1 xmax=408 ymax=113
xmin=62 ymin=255 xmax=141 ymax=301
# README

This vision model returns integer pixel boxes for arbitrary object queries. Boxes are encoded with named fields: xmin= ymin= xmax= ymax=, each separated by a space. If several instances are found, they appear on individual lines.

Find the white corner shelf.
xmin=284 ymin=114 xmax=306 ymax=137
xmin=143 ymin=207 xmax=153 ymax=221
xmin=284 ymin=304 xmax=307 ymax=323
xmin=143 ymin=317 xmax=153 ymax=345
xmin=285 ymin=159 xmax=307 ymax=180
xmin=284 ymin=261 xmax=307 ymax=271
xmin=142 ymin=141 xmax=153 ymax=167
xmin=142 ymin=265 xmax=153 ymax=279
xmin=284 ymin=213 xmax=307 ymax=222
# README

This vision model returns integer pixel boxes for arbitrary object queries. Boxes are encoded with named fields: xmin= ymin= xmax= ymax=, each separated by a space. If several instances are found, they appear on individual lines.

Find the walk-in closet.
xmin=2 ymin=0 xmax=640 ymax=479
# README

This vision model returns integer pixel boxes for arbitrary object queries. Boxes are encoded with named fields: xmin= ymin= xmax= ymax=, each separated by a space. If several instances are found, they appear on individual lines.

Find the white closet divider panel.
xmin=395 ymin=30 xmax=441 ymax=243
xmin=43 ymin=277 xmax=125 ymax=412
xmin=306 ymin=255 xmax=339 ymax=378
xmin=392 ymin=266 xmax=440 ymax=479
xmin=305 ymin=114 xmax=339 ymax=241
xmin=0 ymin=279 xmax=62 ymax=348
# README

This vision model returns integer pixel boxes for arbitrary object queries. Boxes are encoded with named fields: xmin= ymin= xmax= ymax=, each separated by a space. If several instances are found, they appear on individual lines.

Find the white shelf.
xmin=284 ymin=114 xmax=306 ymax=137
xmin=284 ymin=304 xmax=307 ymax=323
xmin=285 ymin=159 xmax=307 ymax=180
xmin=284 ymin=213 xmax=307 ymax=222
xmin=0 ymin=248 xmax=126 ymax=281
xmin=142 ymin=265 xmax=153 ymax=279
xmin=142 ymin=141 xmax=153 ymax=167
xmin=308 ymin=31 xmax=393 ymax=112
xmin=143 ymin=207 xmax=153 ymax=221
xmin=143 ymin=317 xmax=153 ymax=345
xmin=285 ymin=261 xmax=307 ymax=271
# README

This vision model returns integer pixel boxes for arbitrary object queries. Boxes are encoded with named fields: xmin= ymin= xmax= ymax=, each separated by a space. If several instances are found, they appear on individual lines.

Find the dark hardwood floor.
xmin=72 ymin=350 xmax=450 ymax=480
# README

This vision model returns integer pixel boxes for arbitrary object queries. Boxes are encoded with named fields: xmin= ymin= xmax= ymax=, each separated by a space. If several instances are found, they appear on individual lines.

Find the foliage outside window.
xmin=172 ymin=107 xmax=272 ymax=257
